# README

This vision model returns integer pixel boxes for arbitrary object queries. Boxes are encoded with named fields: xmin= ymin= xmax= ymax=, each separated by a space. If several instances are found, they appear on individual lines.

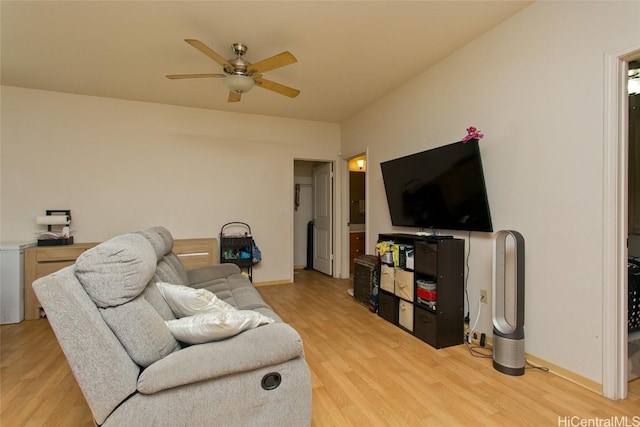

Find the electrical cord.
xmin=525 ymin=359 xmax=550 ymax=372
xmin=469 ymin=297 xmax=482 ymax=340
xmin=464 ymin=340 xmax=493 ymax=358
xmin=464 ymin=294 xmax=489 ymax=359
xmin=463 ymin=294 xmax=491 ymax=358
xmin=464 ymin=231 xmax=472 ymax=324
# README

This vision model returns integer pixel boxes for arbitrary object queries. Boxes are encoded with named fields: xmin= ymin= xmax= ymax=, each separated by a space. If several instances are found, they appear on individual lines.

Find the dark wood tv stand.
xmin=377 ymin=233 xmax=465 ymax=349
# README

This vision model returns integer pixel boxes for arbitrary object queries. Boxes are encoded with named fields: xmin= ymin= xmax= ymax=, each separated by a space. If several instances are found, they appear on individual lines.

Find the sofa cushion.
xmin=155 ymin=253 xmax=189 ymax=286
xmin=100 ymin=295 xmax=181 ymax=367
xmin=142 ymin=280 xmax=176 ymax=321
xmin=165 ymin=310 xmax=274 ymax=345
xmin=202 ymin=274 xmax=272 ymax=311
xmin=156 ymin=282 xmax=234 ymax=317
xmin=135 ymin=229 xmax=167 ymax=262
xmin=149 ymin=226 xmax=174 ymax=256
xmin=75 ymin=233 xmax=157 ymax=308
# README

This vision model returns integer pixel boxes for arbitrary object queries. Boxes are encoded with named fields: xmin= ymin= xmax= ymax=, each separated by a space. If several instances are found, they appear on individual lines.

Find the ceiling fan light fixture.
xmin=224 ymin=74 xmax=255 ymax=94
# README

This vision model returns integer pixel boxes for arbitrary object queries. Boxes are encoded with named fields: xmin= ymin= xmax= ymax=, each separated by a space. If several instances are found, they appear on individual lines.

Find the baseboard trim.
xmin=524 ymin=353 xmax=603 ymax=395
xmin=253 ymin=279 xmax=290 ymax=287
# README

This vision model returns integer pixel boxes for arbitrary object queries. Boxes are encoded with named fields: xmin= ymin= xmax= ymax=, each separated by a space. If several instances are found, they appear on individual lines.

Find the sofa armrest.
xmin=187 ymin=263 xmax=241 ymax=286
xmin=137 ymin=322 xmax=304 ymax=394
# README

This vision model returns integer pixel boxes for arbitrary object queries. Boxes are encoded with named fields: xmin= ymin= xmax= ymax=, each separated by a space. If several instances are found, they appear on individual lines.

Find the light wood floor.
xmin=1 ymin=269 xmax=639 ymax=426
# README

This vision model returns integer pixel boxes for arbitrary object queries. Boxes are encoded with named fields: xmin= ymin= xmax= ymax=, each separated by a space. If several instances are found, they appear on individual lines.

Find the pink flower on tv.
xmin=462 ymin=126 xmax=484 ymax=143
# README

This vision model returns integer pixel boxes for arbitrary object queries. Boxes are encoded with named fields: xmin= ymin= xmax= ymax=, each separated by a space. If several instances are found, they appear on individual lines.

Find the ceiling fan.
xmin=166 ymin=39 xmax=300 ymax=103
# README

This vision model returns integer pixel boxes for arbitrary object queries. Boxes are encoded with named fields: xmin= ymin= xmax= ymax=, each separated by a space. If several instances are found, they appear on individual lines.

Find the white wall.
xmin=0 ymin=86 xmax=340 ymax=283
xmin=341 ymin=1 xmax=640 ymax=384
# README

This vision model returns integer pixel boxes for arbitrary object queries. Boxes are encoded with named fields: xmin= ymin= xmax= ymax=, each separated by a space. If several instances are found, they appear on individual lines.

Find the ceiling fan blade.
xmin=254 ymin=77 xmax=300 ymax=98
xmin=228 ymin=91 xmax=241 ymax=102
xmin=185 ymin=39 xmax=232 ymax=69
xmin=247 ymin=51 xmax=297 ymax=74
xmin=166 ymin=73 xmax=225 ymax=79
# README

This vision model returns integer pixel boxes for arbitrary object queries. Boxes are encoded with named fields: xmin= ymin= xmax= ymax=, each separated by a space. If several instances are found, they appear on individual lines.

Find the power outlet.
xmin=480 ymin=289 xmax=488 ymax=304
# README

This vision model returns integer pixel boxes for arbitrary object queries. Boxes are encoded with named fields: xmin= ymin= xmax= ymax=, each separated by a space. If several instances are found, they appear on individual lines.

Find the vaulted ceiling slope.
xmin=1 ymin=1 xmax=531 ymax=123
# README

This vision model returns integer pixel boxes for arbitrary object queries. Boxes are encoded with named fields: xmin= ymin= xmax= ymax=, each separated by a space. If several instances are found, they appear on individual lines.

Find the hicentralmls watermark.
xmin=558 ymin=416 xmax=640 ymax=427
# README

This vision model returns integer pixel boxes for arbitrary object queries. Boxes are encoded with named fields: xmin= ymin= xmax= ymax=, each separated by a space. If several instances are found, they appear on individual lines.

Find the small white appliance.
xmin=0 ymin=242 xmax=34 ymax=324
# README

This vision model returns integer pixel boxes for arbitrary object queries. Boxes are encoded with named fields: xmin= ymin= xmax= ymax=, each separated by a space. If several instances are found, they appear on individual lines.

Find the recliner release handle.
xmin=261 ymin=372 xmax=282 ymax=390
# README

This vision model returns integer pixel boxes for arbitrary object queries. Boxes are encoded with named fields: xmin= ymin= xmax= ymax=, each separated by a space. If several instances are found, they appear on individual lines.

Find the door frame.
xmin=339 ymin=149 xmax=370 ymax=279
xmin=603 ymin=42 xmax=640 ymax=399
xmin=290 ymin=155 xmax=342 ymax=283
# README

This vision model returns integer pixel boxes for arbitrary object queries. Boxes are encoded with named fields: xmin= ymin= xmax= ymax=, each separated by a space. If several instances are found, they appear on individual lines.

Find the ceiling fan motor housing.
xmin=226 ymin=58 xmax=250 ymax=75
xmin=226 ymin=43 xmax=251 ymax=75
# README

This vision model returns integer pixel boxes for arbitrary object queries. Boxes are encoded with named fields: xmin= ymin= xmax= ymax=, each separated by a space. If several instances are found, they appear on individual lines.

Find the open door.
xmin=313 ymin=162 xmax=333 ymax=275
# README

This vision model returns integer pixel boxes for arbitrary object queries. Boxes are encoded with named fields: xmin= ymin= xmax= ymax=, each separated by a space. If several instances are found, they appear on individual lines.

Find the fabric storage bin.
xmin=414 ymin=305 xmax=437 ymax=346
xmin=378 ymin=290 xmax=398 ymax=324
xmin=398 ymin=299 xmax=414 ymax=331
xmin=380 ymin=264 xmax=395 ymax=293
xmin=394 ymin=268 xmax=414 ymax=302
xmin=414 ymin=242 xmax=437 ymax=276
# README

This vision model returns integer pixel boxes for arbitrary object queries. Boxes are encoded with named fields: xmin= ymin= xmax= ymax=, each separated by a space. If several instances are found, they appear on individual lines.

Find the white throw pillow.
xmin=166 ymin=311 xmax=275 ymax=344
xmin=156 ymin=282 xmax=235 ymax=318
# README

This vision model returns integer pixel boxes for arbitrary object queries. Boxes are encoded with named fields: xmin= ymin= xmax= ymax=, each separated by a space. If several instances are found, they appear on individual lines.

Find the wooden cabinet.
xmin=377 ymin=233 xmax=464 ymax=349
xmin=349 ymin=232 xmax=365 ymax=273
xmin=24 ymin=243 xmax=98 ymax=320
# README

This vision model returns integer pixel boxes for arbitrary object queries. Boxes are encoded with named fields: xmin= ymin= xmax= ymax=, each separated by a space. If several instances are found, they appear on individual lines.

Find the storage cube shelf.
xmin=377 ymin=234 xmax=464 ymax=349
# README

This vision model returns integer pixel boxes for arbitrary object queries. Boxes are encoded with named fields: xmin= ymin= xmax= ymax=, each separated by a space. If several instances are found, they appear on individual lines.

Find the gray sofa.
xmin=32 ymin=227 xmax=311 ymax=426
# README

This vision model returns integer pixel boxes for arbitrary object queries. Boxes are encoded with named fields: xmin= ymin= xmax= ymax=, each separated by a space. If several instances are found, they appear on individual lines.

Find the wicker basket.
xmin=353 ymin=255 xmax=380 ymax=307
xmin=630 ymin=258 xmax=640 ymax=333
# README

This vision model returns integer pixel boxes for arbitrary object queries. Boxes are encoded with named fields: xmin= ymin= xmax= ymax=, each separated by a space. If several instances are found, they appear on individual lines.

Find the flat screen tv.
xmin=380 ymin=139 xmax=493 ymax=232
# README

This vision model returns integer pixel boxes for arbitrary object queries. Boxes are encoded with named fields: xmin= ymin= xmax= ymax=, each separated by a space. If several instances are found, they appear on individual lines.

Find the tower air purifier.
xmin=492 ymin=230 xmax=525 ymax=376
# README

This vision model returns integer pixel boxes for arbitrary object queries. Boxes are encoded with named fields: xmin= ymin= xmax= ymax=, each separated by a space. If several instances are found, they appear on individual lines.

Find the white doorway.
xmin=293 ymin=159 xmax=334 ymax=276
xmin=603 ymin=44 xmax=640 ymax=399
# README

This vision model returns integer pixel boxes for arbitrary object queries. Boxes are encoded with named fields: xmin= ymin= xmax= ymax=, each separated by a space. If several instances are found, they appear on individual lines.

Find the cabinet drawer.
xmin=349 ymin=233 xmax=365 ymax=260
xmin=350 ymin=247 xmax=365 ymax=260
xmin=380 ymin=264 xmax=395 ymax=293
xmin=414 ymin=306 xmax=437 ymax=346
xmin=36 ymin=261 xmax=76 ymax=278
xmin=378 ymin=290 xmax=398 ymax=324
xmin=398 ymin=299 xmax=414 ymax=331
xmin=349 ymin=232 xmax=365 ymax=245
xmin=414 ymin=242 xmax=438 ymax=276
xmin=35 ymin=245 xmax=93 ymax=262
xmin=394 ymin=268 xmax=414 ymax=302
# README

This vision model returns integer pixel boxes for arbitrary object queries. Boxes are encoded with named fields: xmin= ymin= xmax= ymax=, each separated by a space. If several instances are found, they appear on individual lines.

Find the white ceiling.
xmin=1 ymin=1 xmax=531 ymax=123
